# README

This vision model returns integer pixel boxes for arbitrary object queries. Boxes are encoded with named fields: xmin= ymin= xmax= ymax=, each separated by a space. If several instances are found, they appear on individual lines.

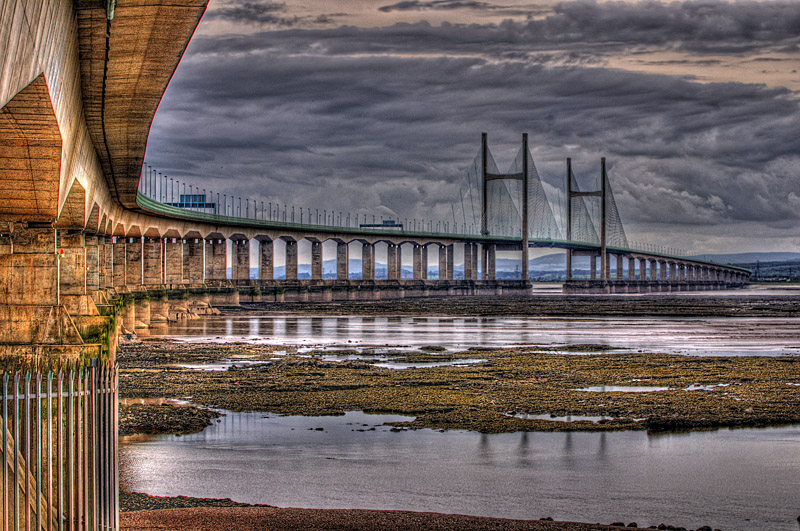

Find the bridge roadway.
xmin=0 ymin=0 xmax=748 ymax=363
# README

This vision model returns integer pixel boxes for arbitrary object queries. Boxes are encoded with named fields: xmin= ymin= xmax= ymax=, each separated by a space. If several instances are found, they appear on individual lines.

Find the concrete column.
xmin=387 ymin=244 xmax=399 ymax=280
xmin=590 ymin=255 xmax=597 ymax=280
xmin=487 ymin=244 xmax=496 ymax=280
xmin=336 ymin=242 xmax=348 ymax=280
xmin=113 ymin=238 xmax=126 ymax=287
xmin=311 ymin=241 xmax=323 ymax=280
xmin=102 ymin=236 xmax=114 ymax=288
xmin=669 ymin=262 xmax=677 ymax=281
xmin=413 ymin=245 xmax=423 ymax=281
xmin=639 ymin=258 xmax=647 ymax=281
xmin=438 ymin=245 xmax=447 ymax=281
xmin=164 ymin=238 xmax=183 ymax=284
xmin=285 ymin=240 xmax=298 ymax=280
xmin=446 ymin=244 xmax=454 ymax=281
xmin=471 ymin=244 xmax=478 ymax=280
xmin=649 ymin=259 xmax=657 ymax=281
xmin=143 ymin=237 xmax=163 ymax=286
xmin=660 ymin=261 xmax=667 ymax=281
xmin=565 ymin=249 xmax=572 ymax=281
xmin=183 ymin=238 xmax=204 ymax=283
xmin=464 ymin=243 xmax=473 ymax=280
xmin=421 ymin=245 xmax=429 ymax=280
xmin=628 ymin=257 xmax=636 ymax=281
xmin=125 ymin=237 xmax=143 ymax=286
xmin=57 ymin=230 xmax=86 ymax=295
xmin=85 ymin=234 xmax=100 ymax=291
xmin=233 ymin=238 xmax=250 ymax=281
xmin=602 ymin=251 xmax=611 ymax=281
xmin=5 ymin=226 xmax=57 ymax=305
xmin=616 ymin=254 xmax=624 ymax=281
xmin=259 ymin=238 xmax=274 ymax=280
xmin=361 ymin=242 xmax=374 ymax=281
xmin=206 ymin=239 xmax=227 ymax=280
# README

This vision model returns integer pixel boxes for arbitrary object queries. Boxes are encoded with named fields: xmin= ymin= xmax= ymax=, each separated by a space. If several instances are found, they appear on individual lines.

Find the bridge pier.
xmin=206 ymin=238 xmax=227 ymax=280
xmin=257 ymin=237 xmax=273 ymax=280
xmin=126 ymin=237 xmax=143 ymax=287
xmin=387 ymin=244 xmax=399 ymax=280
xmin=311 ymin=240 xmax=323 ymax=280
xmin=165 ymin=238 xmax=183 ymax=284
xmin=233 ymin=237 xmax=250 ymax=281
xmin=361 ymin=243 xmax=374 ymax=280
xmin=285 ymin=239 xmax=298 ymax=280
xmin=486 ymin=244 xmax=496 ymax=281
xmin=446 ymin=244 xmax=454 ymax=281
xmin=464 ymin=243 xmax=473 ymax=280
xmin=337 ymin=242 xmax=349 ymax=280
xmin=183 ymin=237 xmax=204 ymax=283
xmin=413 ymin=245 xmax=424 ymax=280
xmin=143 ymin=236 xmax=164 ymax=286
xmin=590 ymin=255 xmax=597 ymax=280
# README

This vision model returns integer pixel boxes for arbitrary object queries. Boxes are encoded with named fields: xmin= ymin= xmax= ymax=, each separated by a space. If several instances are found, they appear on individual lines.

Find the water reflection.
xmin=121 ymin=411 xmax=800 ymax=531
xmin=156 ymin=315 xmax=800 ymax=357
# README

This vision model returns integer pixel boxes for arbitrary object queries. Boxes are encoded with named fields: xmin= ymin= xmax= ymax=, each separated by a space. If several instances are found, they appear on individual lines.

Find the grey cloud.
xmin=144 ymin=1 xmax=800 ymax=252
xmin=205 ymin=0 xmax=298 ymax=26
xmin=379 ymin=0 xmax=502 ymax=12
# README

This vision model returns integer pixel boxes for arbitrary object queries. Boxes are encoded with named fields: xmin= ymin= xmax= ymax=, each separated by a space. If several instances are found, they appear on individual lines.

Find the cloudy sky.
xmin=144 ymin=0 xmax=800 ymax=254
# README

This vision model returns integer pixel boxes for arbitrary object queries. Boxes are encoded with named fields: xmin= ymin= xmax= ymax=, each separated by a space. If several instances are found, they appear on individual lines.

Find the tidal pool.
xmin=153 ymin=315 xmax=800 ymax=356
xmin=121 ymin=410 xmax=800 ymax=531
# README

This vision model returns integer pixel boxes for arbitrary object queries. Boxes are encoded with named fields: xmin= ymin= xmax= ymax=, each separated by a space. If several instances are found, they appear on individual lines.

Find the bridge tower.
xmin=566 ymin=158 xmax=608 ymax=281
xmin=480 ymin=133 xmax=530 ymax=282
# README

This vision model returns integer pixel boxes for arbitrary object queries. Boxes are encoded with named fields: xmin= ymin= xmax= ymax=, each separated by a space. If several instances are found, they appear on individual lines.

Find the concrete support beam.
xmin=311 ymin=241 xmax=323 ymax=280
xmin=446 ymin=244 xmax=454 ymax=281
xmin=85 ymin=234 xmax=100 ymax=291
xmin=590 ymin=255 xmax=597 ymax=280
xmin=361 ymin=243 xmax=374 ymax=281
xmin=183 ymin=238 xmax=204 ymax=283
xmin=387 ymin=244 xmax=399 ymax=280
xmin=143 ymin=237 xmax=163 ymax=286
xmin=285 ymin=240 xmax=298 ymax=280
xmin=336 ymin=242 xmax=348 ymax=280
xmin=669 ymin=262 xmax=677 ymax=281
xmin=233 ymin=239 xmax=250 ymax=281
xmin=205 ymin=239 xmax=226 ymax=280
xmin=57 ymin=230 xmax=85 ymax=295
xmin=616 ymin=254 xmax=624 ymax=281
xmin=164 ymin=238 xmax=183 ymax=284
xmin=649 ymin=260 xmax=657 ymax=282
xmin=421 ymin=246 xmax=428 ymax=280
xmin=438 ymin=245 xmax=447 ymax=281
xmin=113 ymin=238 xmax=126 ymax=287
xmin=413 ymin=245 xmax=423 ymax=281
xmin=463 ymin=243 xmax=473 ymax=280
xmin=259 ymin=238 xmax=274 ymax=280
xmin=487 ymin=244 xmax=496 ymax=281
xmin=102 ymin=236 xmax=114 ymax=289
xmin=628 ymin=257 xmax=636 ymax=281
xmin=639 ymin=258 xmax=647 ymax=282
xmin=471 ymin=244 xmax=478 ymax=280
xmin=126 ymin=238 xmax=143 ymax=286
xmin=565 ymin=249 xmax=572 ymax=281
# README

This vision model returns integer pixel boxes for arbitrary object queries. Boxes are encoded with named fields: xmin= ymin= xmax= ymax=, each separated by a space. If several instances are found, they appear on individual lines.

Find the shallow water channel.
xmin=121 ymin=411 xmax=800 ymax=531
xmin=154 ymin=315 xmax=800 ymax=356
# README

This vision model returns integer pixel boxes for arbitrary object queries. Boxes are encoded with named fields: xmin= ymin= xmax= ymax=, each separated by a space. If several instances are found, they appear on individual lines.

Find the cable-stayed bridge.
xmin=135 ymin=133 xmax=750 ymax=294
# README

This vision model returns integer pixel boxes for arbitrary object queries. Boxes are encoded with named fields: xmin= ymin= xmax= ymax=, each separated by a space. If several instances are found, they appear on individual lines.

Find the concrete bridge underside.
xmin=0 ymin=0 xmax=749 ymax=362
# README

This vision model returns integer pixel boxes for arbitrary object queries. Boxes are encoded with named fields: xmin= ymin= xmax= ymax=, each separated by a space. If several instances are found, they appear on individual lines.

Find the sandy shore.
xmin=120 ymin=506 xmax=639 ymax=530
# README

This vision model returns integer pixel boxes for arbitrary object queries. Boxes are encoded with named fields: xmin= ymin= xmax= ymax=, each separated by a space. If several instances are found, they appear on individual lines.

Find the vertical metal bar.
xmin=67 ymin=369 xmax=75 ymax=531
xmin=2 ymin=372 xmax=8 ymax=531
xmin=36 ymin=372 xmax=42 ymax=531
xmin=90 ymin=362 xmax=97 ymax=531
xmin=25 ymin=371 xmax=31 ymax=531
xmin=57 ymin=370 xmax=63 ymax=531
xmin=114 ymin=366 xmax=120 ymax=530
xmin=47 ymin=371 xmax=53 ymax=531
xmin=13 ymin=373 xmax=20 ymax=531
xmin=100 ymin=367 xmax=107 ymax=531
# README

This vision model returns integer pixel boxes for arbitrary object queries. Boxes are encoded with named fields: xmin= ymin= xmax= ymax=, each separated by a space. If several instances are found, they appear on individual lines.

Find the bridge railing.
xmin=1 ymin=361 xmax=119 ymax=530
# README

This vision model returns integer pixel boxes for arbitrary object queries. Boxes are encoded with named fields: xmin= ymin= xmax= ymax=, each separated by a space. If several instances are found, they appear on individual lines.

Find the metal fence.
xmin=1 ymin=361 xmax=118 ymax=530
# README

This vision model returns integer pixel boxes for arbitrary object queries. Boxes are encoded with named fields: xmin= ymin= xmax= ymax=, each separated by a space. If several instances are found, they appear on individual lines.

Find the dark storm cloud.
xmin=205 ymin=0 xmax=298 ymax=26
xmin=144 ymin=0 xmax=800 ymax=251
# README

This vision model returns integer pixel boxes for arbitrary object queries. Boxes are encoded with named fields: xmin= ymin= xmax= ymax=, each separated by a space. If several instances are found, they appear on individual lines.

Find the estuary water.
xmin=155 ymin=315 xmax=800 ymax=356
xmin=121 ymin=411 xmax=800 ymax=531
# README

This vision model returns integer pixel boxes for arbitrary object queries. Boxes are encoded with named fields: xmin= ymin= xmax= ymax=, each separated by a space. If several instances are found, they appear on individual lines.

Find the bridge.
xmin=1 ymin=0 xmax=748 ymax=363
